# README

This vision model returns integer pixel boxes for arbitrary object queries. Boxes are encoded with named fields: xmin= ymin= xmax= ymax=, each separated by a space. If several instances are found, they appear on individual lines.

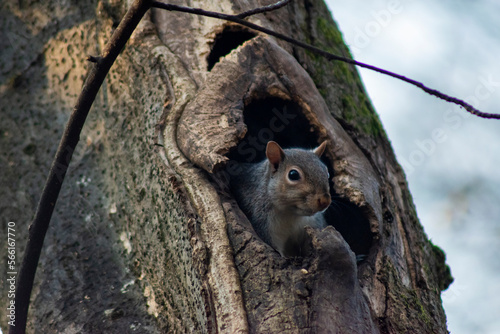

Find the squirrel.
xmin=230 ymin=141 xmax=331 ymax=257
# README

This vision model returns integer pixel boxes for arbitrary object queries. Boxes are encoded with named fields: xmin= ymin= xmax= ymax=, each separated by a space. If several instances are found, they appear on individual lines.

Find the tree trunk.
xmin=0 ymin=0 xmax=452 ymax=333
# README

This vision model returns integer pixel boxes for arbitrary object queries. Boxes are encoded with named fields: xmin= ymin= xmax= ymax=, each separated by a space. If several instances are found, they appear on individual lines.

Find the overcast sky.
xmin=326 ymin=0 xmax=500 ymax=333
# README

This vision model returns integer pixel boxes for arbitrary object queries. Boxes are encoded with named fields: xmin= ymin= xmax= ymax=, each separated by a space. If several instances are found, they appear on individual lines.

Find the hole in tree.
xmin=207 ymin=26 xmax=257 ymax=71
xmin=228 ymin=97 xmax=373 ymax=259
xmin=324 ymin=200 xmax=372 ymax=259
xmin=228 ymin=98 xmax=317 ymax=162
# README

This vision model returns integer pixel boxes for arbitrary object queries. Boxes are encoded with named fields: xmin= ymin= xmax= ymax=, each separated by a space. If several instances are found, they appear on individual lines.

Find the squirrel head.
xmin=266 ymin=141 xmax=331 ymax=216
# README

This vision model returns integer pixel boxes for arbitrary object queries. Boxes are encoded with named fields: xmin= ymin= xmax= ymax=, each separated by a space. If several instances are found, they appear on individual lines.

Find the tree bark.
xmin=0 ymin=0 xmax=452 ymax=333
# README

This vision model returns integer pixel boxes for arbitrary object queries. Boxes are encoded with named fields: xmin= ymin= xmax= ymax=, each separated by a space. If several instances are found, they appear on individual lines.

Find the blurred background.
xmin=326 ymin=0 xmax=500 ymax=333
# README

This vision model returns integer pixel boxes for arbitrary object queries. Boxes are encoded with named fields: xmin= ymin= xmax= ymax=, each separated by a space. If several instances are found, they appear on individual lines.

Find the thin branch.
xmin=9 ymin=1 xmax=152 ymax=333
xmin=151 ymin=0 xmax=500 ymax=120
xmin=236 ymin=0 xmax=290 ymax=19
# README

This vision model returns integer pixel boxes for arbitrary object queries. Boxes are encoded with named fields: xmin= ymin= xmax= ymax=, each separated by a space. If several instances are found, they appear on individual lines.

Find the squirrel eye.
xmin=288 ymin=169 xmax=301 ymax=181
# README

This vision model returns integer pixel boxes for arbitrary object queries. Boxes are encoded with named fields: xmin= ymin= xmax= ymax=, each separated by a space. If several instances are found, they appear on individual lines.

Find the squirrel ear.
xmin=266 ymin=141 xmax=285 ymax=171
xmin=314 ymin=140 xmax=327 ymax=157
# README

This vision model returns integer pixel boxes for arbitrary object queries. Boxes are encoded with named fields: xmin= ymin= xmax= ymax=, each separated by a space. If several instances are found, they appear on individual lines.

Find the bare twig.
xmin=10 ymin=1 xmax=152 ymax=333
xmin=151 ymin=0 xmax=500 ymax=120
xmin=236 ymin=0 xmax=290 ymax=19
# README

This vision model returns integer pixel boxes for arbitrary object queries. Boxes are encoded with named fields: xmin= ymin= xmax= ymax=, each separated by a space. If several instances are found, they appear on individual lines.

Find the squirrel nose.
xmin=317 ymin=194 xmax=331 ymax=211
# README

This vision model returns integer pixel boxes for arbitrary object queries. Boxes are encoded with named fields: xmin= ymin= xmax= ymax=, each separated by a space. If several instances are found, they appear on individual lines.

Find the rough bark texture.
xmin=0 ymin=0 xmax=452 ymax=333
